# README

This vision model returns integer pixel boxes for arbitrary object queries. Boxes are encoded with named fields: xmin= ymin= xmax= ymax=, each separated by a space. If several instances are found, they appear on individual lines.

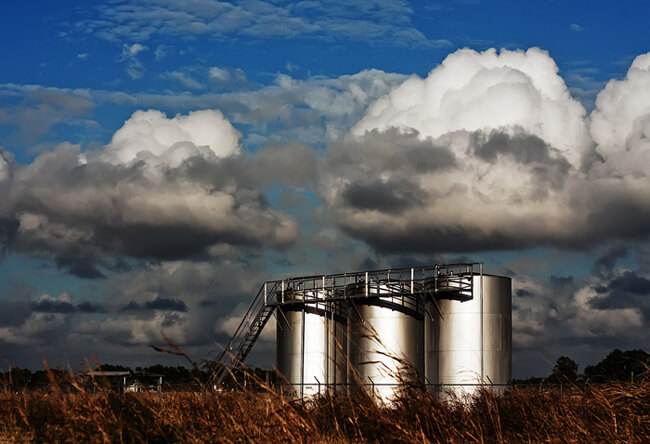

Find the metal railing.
xmin=211 ymin=280 xmax=281 ymax=384
xmin=211 ymin=263 xmax=481 ymax=387
xmin=269 ymin=263 xmax=479 ymax=307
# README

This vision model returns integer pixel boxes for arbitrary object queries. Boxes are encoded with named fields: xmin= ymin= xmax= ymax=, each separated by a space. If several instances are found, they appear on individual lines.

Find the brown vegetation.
xmin=1 ymin=374 xmax=649 ymax=443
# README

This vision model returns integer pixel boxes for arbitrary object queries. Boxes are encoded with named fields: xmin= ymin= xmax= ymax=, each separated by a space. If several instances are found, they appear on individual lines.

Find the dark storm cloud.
xmin=121 ymin=297 xmax=187 ymax=312
xmin=31 ymin=299 xmax=77 ymax=314
xmin=516 ymin=289 xmax=533 ymax=298
xmin=589 ymin=271 xmax=650 ymax=318
xmin=146 ymin=297 xmax=187 ymax=312
xmin=120 ymin=301 xmax=142 ymax=312
xmin=76 ymin=301 xmax=106 ymax=313
xmin=28 ymin=298 xmax=106 ymax=315
xmin=95 ymin=223 xmax=250 ymax=260
xmin=593 ymin=244 xmax=630 ymax=276
xmin=14 ymin=258 xmax=269 ymax=362
xmin=176 ymin=142 xmax=319 ymax=190
xmin=326 ymin=128 xmax=457 ymax=177
xmin=325 ymin=126 xmax=650 ymax=254
xmin=511 ymin=267 xmax=645 ymax=367
xmin=577 ymin=192 xmax=650 ymax=245
xmin=473 ymin=130 xmax=572 ymax=189
xmin=474 ymin=131 xmax=560 ymax=165
xmin=323 ymin=126 xmax=591 ymax=254
xmin=55 ymin=256 xmax=106 ymax=279
xmin=342 ymin=177 xmax=426 ymax=212
xmin=609 ymin=272 xmax=650 ymax=294
xmin=161 ymin=312 xmax=183 ymax=328
xmin=0 ymin=218 xmax=18 ymax=252
xmin=0 ymin=138 xmax=307 ymax=264
xmin=0 ymin=300 xmax=31 ymax=327
xmin=588 ymin=270 xmax=650 ymax=319
xmin=588 ymin=292 xmax=648 ymax=312
xmin=338 ymin=223 xmax=544 ymax=254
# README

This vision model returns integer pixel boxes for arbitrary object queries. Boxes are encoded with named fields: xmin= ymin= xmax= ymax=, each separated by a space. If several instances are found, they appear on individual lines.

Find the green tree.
xmin=1 ymin=368 xmax=32 ymax=391
xmin=584 ymin=349 xmax=650 ymax=382
xmin=97 ymin=363 xmax=132 ymax=372
xmin=549 ymin=356 xmax=579 ymax=383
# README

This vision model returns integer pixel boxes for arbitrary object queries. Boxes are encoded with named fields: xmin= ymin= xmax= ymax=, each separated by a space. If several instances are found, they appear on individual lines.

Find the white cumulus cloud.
xmin=590 ymin=53 xmax=650 ymax=163
xmin=353 ymin=47 xmax=591 ymax=167
xmin=101 ymin=109 xmax=241 ymax=166
xmin=325 ymin=48 xmax=650 ymax=254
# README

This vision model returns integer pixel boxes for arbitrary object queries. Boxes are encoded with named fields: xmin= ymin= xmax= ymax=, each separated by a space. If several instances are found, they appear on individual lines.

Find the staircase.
xmin=212 ymin=281 xmax=279 ymax=386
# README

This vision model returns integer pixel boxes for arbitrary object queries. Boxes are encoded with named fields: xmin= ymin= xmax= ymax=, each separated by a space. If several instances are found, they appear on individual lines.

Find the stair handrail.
xmin=213 ymin=280 xmax=280 ymax=376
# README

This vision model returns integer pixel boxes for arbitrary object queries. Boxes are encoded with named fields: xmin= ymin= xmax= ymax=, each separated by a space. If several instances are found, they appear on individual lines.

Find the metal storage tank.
xmin=425 ymin=274 xmax=511 ymax=399
xmin=347 ymin=282 xmax=424 ymax=402
xmin=276 ymin=290 xmax=347 ymax=398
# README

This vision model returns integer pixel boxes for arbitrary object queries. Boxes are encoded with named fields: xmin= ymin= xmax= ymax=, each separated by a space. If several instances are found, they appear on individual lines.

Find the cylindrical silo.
xmin=276 ymin=290 xmax=347 ymax=398
xmin=425 ymin=274 xmax=511 ymax=399
xmin=347 ymin=282 xmax=424 ymax=402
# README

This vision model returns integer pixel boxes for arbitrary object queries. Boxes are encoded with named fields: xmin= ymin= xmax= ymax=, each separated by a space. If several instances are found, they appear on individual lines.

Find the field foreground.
xmin=1 ymin=381 xmax=649 ymax=443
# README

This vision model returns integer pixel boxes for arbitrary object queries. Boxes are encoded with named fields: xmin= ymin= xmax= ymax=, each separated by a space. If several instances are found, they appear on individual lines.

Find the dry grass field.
xmin=1 ymin=370 xmax=649 ymax=444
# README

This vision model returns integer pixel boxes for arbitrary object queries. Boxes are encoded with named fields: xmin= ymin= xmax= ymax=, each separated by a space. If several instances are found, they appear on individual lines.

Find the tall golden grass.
xmin=1 ymin=371 xmax=649 ymax=443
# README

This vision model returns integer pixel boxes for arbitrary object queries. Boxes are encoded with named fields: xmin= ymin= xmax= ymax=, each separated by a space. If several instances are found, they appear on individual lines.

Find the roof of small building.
xmin=81 ymin=371 xmax=131 ymax=377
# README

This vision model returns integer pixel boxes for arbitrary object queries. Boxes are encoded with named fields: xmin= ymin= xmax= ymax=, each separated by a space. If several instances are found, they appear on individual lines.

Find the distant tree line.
xmin=514 ymin=349 xmax=650 ymax=386
xmin=0 ymin=362 xmax=277 ymax=392
xmin=0 ymin=364 xmax=209 ymax=392
xmin=2 ymin=348 xmax=648 ymax=392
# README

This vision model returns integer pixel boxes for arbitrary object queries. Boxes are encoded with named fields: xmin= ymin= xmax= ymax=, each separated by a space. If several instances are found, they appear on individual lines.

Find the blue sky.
xmin=1 ymin=0 xmax=650 ymax=377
